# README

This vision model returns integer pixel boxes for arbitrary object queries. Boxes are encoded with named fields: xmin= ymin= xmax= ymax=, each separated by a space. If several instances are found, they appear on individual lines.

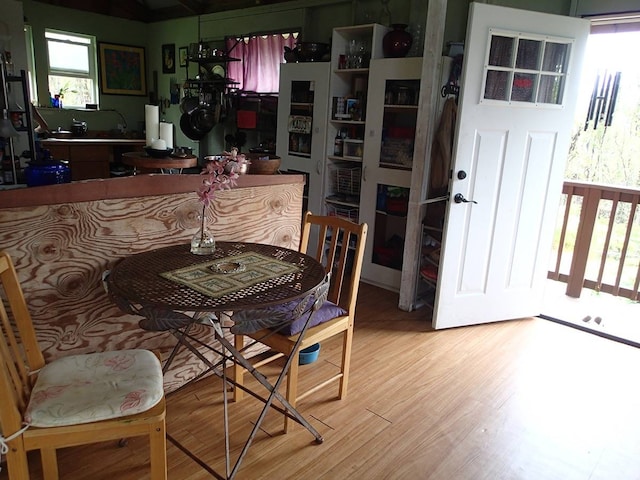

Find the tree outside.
xmin=554 ymin=30 xmax=640 ymax=294
xmin=566 ymin=31 xmax=640 ymax=188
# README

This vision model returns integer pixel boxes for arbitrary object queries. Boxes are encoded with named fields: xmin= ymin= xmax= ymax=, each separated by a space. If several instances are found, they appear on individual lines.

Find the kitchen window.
xmin=225 ymin=31 xmax=298 ymax=93
xmin=45 ymin=30 xmax=98 ymax=108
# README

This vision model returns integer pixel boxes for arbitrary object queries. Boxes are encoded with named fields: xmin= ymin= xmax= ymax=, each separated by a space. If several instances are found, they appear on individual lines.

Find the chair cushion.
xmin=276 ymin=300 xmax=347 ymax=336
xmin=25 ymin=349 xmax=164 ymax=428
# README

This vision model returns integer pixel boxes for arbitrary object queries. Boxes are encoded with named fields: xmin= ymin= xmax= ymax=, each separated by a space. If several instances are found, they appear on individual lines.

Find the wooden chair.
xmin=0 ymin=251 xmax=167 ymax=479
xmin=233 ymin=212 xmax=368 ymax=431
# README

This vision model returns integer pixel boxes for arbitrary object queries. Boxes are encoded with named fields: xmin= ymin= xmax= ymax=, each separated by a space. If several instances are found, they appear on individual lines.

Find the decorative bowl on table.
xmin=245 ymin=154 xmax=281 ymax=174
xmin=144 ymin=147 xmax=173 ymax=158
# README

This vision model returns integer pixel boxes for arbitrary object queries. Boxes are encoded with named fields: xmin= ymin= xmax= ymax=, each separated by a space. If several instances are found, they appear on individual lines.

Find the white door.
xmin=433 ymin=3 xmax=589 ymax=329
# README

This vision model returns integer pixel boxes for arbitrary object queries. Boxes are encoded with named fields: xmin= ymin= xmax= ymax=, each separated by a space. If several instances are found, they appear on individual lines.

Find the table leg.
xmin=214 ymin=327 xmax=323 ymax=479
xmin=164 ymin=313 xmax=324 ymax=479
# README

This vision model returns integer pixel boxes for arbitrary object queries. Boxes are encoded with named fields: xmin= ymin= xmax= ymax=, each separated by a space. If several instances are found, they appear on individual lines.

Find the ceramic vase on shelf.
xmin=383 ymin=24 xmax=413 ymax=58
xmin=190 ymin=206 xmax=216 ymax=255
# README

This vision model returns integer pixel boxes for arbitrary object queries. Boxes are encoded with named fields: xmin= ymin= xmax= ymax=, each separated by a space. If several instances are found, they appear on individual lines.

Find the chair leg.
xmin=6 ymin=446 xmax=30 ymax=480
xmin=339 ymin=329 xmax=353 ymax=399
xmin=284 ymin=349 xmax=300 ymax=433
xmin=149 ymin=420 xmax=167 ymax=480
xmin=233 ymin=335 xmax=245 ymax=402
xmin=40 ymin=447 xmax=59 ymax=480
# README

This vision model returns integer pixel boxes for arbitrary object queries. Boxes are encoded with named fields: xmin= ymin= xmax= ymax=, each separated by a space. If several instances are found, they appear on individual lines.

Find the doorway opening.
xmin=542 ymin=26 xmax=640 ymax=346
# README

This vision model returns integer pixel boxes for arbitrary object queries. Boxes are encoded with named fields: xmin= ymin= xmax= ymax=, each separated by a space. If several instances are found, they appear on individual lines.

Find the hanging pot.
xmin=180 ymin=103 xmax=216 ymax=141
xmin=190 ymin=104 xmax=216 ymax=132
xmin=180 ymin=95 xmax=199 ymax=114
xmin=180 ymin=112 xmax=206 ymax=141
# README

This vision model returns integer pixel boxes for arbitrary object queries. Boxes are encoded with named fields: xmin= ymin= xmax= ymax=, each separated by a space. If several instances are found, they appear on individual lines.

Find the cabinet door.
xmin=276 ymin=63 xmax=330 ymax=222
xmin=69 ymin=145 xmax=111 ymax=181
xmin=45 ymin=145 xmax=70 ymax=163
xmin=359 ymin=57 xmax=422 ymax=290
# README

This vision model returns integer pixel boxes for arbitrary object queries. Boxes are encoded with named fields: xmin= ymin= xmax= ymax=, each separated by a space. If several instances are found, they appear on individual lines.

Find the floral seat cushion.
xmin=25 ymin=349 xmax=164 ymax=428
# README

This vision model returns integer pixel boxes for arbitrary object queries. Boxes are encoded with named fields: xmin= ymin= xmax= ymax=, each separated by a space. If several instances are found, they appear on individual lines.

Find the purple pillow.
xmin=230 ymin=294 xmax=346 ymax=336
xmin=281 ymin=300 xmax=347 ymax=336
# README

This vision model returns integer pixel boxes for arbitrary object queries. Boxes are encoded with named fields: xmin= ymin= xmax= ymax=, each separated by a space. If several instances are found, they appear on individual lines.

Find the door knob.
xmin=454 ymin=193 xmax=477 ymax=204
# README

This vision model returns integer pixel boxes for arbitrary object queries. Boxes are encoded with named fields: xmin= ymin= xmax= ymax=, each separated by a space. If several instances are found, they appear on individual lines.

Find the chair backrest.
xmin=0 ymin=251 xmax=45 ymax=437
xmin=299 ymin=212 xmax=368 ymax=318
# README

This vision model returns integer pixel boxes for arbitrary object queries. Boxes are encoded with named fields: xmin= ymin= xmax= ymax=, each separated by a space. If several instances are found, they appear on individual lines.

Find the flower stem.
xmin=200 ymin=204 xmax=206 ymax=242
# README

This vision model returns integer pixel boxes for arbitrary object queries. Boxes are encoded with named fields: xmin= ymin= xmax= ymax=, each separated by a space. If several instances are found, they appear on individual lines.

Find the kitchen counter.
xmin=40 ymin=138 xmax=146 ymax=181
xmin=0 ymin=173 xmax=303 ymax=207
xmin=40 ymin=138 xmax=146 ymax=145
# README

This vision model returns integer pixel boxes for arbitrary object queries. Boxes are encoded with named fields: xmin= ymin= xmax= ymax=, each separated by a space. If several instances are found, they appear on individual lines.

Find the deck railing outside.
xmin=548 ymin=181 xmax=640 ymax=301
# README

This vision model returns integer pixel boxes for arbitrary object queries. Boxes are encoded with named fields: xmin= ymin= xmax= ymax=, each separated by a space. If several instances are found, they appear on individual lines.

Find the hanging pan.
xmin=180 ymin=112 xmax=206 ymax=141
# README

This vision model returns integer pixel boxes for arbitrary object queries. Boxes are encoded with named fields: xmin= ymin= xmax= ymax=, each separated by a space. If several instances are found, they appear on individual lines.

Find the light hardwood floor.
xmin=4 ymin=283 xmax=640 ymax=480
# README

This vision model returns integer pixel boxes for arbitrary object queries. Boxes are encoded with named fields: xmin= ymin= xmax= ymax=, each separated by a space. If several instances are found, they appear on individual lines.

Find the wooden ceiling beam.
xmin=33 ymin=0 xmax=154 ymax=22
xmin=177 ymin=0 xmax=206 ymax=15
xmin=32 ymin=0 xmax=296 ymax=22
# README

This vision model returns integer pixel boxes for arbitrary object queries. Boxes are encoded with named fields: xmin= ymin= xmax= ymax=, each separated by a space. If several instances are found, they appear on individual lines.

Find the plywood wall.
xmin=0 ymin=176 xmax=303 ymax=391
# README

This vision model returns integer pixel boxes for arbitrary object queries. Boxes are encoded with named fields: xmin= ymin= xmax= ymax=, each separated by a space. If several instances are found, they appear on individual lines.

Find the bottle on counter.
xmin=333 ymin=130 xmax=344 ymax=157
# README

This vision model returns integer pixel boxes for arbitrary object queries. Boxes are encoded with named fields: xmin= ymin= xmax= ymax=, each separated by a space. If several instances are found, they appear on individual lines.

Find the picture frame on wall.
xmin=98 ymin=42 xmax=147 ymax=96
xmin=179 ymin=46 xmax=188 ymax=67
xmin=162 ymin=44 xmax=176 ymax=73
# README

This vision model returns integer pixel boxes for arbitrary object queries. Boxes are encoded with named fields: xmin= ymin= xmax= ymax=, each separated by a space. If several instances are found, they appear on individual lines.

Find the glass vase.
xmin=190 ymin=207 xmax=216 ymax=255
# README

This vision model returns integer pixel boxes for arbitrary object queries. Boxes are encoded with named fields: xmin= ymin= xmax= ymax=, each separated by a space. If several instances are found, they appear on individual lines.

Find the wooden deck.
xmin=4 ymin=282 xmax=640 ymax=479
xmin=543 ymin=278 xmax=640 ymax=347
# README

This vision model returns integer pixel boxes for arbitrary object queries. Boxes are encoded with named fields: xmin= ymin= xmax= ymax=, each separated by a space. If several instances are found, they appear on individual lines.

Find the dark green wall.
xmin=20 ymin=0 xmax=604 ymax=154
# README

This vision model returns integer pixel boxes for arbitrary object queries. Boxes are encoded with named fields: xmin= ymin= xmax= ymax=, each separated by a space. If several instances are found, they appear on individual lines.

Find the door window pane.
xmin=484 ymin=70 xmax=509 ymax=100
xmin=511 ymin=73 xmax=536 ymax=102
xmin=488 ymin=35 xmax=514 ymax=67
xmin=515 ymin=39 xmax=541 ymax=70
xmin=542 ymin=42 xmax=569 ymax=73
xmin=538 ymin=75 xmax=564 ymax=104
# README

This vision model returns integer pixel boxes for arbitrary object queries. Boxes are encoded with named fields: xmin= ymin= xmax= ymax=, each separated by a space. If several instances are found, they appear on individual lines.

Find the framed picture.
xmin=162 ymin=44 xmax=176 ymax=73
xmin=179 ymin=46 xmax=188 ymax=67
xmin=346 ymin=98 xmax=361 ymax=120
xmin=98 ymin=42 xmax=146 ymax=96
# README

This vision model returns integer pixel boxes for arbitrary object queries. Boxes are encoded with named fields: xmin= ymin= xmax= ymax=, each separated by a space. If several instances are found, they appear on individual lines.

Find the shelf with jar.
xmin=379 ymin=78 xmax=420 ymax=171
xmin=1 ymin=53 xmax=36 ymax=187
xmin=416 ymin=204 xmax=445 ymax=307
xmin=355 ymin=57 xmax=422 ymax=291
xmin=329 ymin=124 xmax=365 ymax=162
xmin=324 ymin=24 xmax=389 ymax=228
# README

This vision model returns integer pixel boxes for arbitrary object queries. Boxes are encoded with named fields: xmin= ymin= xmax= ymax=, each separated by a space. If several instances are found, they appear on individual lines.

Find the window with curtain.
xmin=225 ymin=31 xmax=298 ymax=93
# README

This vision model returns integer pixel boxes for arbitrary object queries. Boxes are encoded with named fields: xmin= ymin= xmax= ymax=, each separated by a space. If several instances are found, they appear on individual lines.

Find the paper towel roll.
xmin=145 ymin=105 xmax=159 ymax=147
xmin=159 ymin=122 xmax=173 ymax=149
